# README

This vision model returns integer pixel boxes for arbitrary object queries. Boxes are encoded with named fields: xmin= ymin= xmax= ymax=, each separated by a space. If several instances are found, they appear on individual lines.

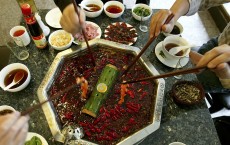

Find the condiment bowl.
xmin=0 ymin=63 xmax=31 ymax=92
xmin=171 ymin=80 xmax=205 ymax=105
xmin=162 ymin=35 xmax=190 ymax=60
xmin=104 ymin=1 xmax=125 ymax=18
xmin=80 ymin=0 xmax=104 ymax=18
xmin=132 ymin=4 xmax=152 ymax=21
xmin=0 ymin=105 xmax=16 ymax=116
xmin=49 ymin=30 xmax=73 ymax=51
xmin=163 ymin=22 xmax=183 ymax=36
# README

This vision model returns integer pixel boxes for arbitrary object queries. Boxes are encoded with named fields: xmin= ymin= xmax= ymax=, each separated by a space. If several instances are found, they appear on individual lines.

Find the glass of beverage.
xmin=139 ymin=9 xmax=148 ymax=32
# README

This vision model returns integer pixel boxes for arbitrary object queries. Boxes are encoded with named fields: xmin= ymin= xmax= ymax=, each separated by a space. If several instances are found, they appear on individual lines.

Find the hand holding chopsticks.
xmin=21 ymin=84 xmax=77 ymax=116
xmin=71 ymin=0 xmax=96 ymax=67
xmin=122 ymin=13 xmax=175 ymax=76
xmin=122 ymin=65 xmax=206 ymax=84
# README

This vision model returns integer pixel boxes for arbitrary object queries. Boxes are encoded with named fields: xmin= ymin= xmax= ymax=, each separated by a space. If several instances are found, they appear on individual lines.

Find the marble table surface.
xmin=0 ymin=9 xmax=220 ymax=145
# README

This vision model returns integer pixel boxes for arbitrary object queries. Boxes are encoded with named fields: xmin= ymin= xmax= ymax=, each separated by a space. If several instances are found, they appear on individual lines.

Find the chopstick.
xmin=71 ymin=0 xmax=96 ymax=67
xmin=21 ymin=84 xmax=77 ymax=116
xmin=122 ymin=13 xmax=175 ymax=76
xmin=121 ymin=65 xmax=206 ymax=84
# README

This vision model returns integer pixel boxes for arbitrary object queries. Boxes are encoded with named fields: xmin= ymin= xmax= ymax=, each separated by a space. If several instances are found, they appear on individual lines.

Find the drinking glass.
xmin=139 ymin=10 xmax=148 ymax=32
xmin=5 ymin=39 xmax=29 ymax=61
xmin=174 ymin=58 xmax=183 ymax=79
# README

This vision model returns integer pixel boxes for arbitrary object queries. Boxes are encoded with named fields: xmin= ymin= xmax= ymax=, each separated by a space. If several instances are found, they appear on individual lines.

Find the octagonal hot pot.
xmin=37 ymin=39 xmax=165 ymax=145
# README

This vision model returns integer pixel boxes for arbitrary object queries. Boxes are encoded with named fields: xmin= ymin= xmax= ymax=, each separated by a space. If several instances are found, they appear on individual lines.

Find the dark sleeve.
xmin=53 ymin=0 xmax=72 ymax=12
xmin=53 ymin=0 xmax=83 ymax=12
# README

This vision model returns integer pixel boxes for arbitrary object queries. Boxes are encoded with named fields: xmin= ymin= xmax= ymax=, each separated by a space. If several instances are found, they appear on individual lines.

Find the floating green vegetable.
xmin=25 ymin=136 xmax=42 ymax=145
xmin=159 ymin=50 xmax=166 ymax=58
xmin=133 ymin=7 xmax=151 ymax=17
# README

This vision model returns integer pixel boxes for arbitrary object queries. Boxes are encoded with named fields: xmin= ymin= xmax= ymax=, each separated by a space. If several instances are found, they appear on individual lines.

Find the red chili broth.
xmin=49 ymin=46 xmax=157 ymax=145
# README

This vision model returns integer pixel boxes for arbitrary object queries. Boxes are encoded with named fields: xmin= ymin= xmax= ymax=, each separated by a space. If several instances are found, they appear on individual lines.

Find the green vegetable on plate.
xmin=25 ymin=136 xmax=42 ymax=145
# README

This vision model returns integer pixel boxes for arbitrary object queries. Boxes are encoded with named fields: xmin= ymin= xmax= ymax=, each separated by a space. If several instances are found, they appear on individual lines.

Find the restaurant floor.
xmin=0 ymin=0 xmax=229 ymax=143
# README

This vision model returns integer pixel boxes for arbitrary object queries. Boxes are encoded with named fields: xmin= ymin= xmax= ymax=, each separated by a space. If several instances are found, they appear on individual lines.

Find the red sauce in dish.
xmin=13 ymin=30 xmax=25 ymax=37
xmin=106 ymin=5 xmax=122 ymax=13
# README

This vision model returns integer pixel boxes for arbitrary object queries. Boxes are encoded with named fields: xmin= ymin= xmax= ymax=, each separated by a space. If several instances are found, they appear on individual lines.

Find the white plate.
xmin=25 ymin=132 xmax=48 ymax=145
xmin=45 ymin=7 xmax=62 ymax=28
xmin=104 ymin=22 xmax=138 ymax=45
xmin=73 ymin=21 xmax=102 ymax=45
xmin=155 ymin=41 xmax=189 ymax=68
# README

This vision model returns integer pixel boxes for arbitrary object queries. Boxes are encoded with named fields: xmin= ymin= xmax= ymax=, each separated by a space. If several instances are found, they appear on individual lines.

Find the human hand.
xmin=190 ymin=44 xmax=230 ymax=79
xmin=0 ymin=111 xmax=29 ymax=145
xmin=60 ymin=4 xmax=86 ymax=35
xmin=149 ymin=9 xmax=175 ymax=38
xmin=197 ymin=44 xmax=230 ymax=79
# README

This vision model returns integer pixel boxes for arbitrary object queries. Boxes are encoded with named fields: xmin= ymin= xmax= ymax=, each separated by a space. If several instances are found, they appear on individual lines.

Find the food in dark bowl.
xmin=171 ymin=80 xmax=205 ymax=105
xmin=0 ymin=105 xmax=15 ymax=116
xmin=0 ymin=109 xmax=14 ymax=116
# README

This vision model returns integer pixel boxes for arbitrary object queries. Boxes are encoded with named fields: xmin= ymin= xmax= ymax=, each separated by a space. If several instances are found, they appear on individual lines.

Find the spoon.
xmin=168 ymin=45 xmax=193 ymax=55
xmin=79 ymin=4 xmax=94 ymax=12
xmin=4 ymin=71 xmax=24 ymax=91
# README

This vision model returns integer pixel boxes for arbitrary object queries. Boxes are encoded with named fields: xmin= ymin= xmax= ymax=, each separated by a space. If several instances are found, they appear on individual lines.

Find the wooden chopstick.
xmin=21 ymin=84 xmax=76 ymax=116
xmin=121 ymin=65 xmax=206 ymax=84
xmin=71 ymin=0 xmax=96 ymax=67
xmin=122 ymin=13 xmax=175 ymax=76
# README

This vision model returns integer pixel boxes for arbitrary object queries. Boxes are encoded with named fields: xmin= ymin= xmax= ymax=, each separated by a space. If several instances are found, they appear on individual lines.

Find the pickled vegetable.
xmin=24 ymin=136 xmax=42 ymax=145
xmin=133 ymin=7 xmax=150 ymax=17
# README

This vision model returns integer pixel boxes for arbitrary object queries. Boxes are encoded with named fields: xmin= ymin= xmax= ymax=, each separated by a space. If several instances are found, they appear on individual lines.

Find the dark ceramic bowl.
xmin=171 ymin=80 xmax=205 ymax=105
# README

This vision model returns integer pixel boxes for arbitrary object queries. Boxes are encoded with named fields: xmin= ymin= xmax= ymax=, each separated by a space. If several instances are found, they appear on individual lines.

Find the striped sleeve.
xmin=186 ymin=0 xmax=230 ymax=16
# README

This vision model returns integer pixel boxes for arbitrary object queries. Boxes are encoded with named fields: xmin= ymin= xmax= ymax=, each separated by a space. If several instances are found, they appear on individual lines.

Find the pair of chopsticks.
xmin=21 ymin=84 xmax=76 ymax=116
xmin=121 ymin=65 xmax=206 ymax=84
xmin=71 ymin=0 xmax=96 ymax=67
xmin=122 ymin=13 xmax=175 ymax=76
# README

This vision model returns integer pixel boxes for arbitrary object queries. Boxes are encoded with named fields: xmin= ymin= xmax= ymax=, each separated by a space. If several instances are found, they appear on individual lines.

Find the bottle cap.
xmin=21 ymin=4 xmax=32 ymax=15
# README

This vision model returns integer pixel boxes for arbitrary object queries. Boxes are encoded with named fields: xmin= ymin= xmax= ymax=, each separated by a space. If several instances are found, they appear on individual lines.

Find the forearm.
xmin=170 ymin=0 xmax=190 ymax=21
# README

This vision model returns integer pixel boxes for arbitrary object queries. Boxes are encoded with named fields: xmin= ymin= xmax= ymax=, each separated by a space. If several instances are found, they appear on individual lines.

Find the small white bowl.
xmin=169 ymin=142 xmax=186 ymax=145
xmin=104 ymin=1 xmax=125 ymax=18
xmin=0 ymin=105 xmax=16 ymax=116
xmin=0 ymin=63 xmax=31 ymax=92
xmin=49 ymin=30 xmax=73 ymax=51
xmin=162 ymin=35 xmax=190 ymax=60
xmin=132 ymin=4 xmax=152 ymax=21
xmin=80 ymin=0 xmax=103 ymax=18
xmin=163 ymin=22 xmax=183 ymax=36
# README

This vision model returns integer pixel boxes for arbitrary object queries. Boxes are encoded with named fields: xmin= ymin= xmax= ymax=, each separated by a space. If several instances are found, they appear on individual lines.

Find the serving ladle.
xmin=79 ymin=4 xmax=94 ymax=12
xmin=4 ymin=71 xmax=24 ymax=91
xmin=168 ymin=45 xmax=193 ymax=55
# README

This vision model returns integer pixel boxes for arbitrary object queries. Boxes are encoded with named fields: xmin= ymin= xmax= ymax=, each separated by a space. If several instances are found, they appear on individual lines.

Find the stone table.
xmin=0 ymin=9 xmax=220 ymax=145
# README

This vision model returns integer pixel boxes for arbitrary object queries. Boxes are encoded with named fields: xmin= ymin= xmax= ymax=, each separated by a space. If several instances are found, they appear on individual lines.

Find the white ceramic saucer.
xmin=45 ymin=7 xmax=62 ymax=28
xmin=155 ymin=41 xmax=189 ymax=68
xmin=25 ymin=132 xmax=48 ymax=145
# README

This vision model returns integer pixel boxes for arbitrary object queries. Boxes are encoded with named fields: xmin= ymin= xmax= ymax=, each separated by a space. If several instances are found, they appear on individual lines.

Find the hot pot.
xmin=37 ymin=39 xmax=165 ymax=145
